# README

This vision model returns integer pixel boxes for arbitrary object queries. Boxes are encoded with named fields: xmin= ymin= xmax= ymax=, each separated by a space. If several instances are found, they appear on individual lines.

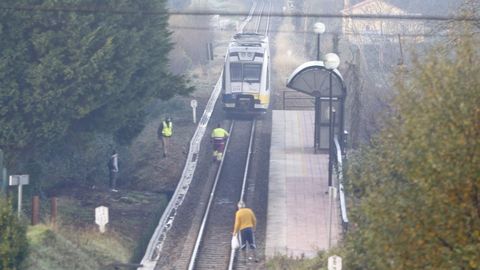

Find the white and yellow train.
xmin=221 ymin=33 xmax=271 ymax=114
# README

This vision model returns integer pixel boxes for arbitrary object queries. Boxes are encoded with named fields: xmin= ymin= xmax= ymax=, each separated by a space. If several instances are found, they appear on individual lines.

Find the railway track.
xmin=148 ymin=119 xmax=257 ymax=270
xmin=188 ymin=120 xmax=256 ymax=269
xmin=185 ymin=2 xmax=272 ymax=268
xmin=141 ymin=1 xmax=276 ymax=269
xmin=241 ymin=0 xmax=272 ymax=34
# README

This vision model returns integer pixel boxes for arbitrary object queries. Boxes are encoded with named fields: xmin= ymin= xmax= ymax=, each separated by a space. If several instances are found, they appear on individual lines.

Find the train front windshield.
xmin=230 ymin=63 xmax=262 ymax=83
xmin=243 ymin=64 xmax=261 ymax=82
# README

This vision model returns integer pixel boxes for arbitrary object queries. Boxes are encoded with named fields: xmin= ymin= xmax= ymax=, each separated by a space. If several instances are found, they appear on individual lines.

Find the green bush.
xmin=21 ymin=224 xmax=127 ymax=270
xmin=343 ymin=29 xmax=480 ymax=269
xmin=0 ymin=197 xmax=28 ymax=270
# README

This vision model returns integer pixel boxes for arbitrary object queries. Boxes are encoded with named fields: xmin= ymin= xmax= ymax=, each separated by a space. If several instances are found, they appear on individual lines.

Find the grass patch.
xmin=266 ymin=253 xmax=327 ymax=270
xmin=21 ymin=224 xmax=129 ymax=270
xmin=266 ymin=249 xmax=347 ymax=270
xmin=130 ymin=194 xmax=169 ymax=263
xmin=56 ymin=197 xmax=93 ymax=226
xmin=20 ymin=190 xmax=170 ymax=269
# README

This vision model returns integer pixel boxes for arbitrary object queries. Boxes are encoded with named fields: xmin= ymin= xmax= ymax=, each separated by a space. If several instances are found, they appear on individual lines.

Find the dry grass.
xmin=22 ymin=224 xmax=129 ymax=270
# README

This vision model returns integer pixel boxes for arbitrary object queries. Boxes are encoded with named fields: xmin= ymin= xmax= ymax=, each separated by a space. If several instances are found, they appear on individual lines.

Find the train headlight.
xmin=240 ymin=52 xmax=255 ymax=60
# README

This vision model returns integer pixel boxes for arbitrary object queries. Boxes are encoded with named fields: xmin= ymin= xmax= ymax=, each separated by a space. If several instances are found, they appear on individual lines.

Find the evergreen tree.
xmin=344 ymin=30 xmax=480 ymax=269
xmin=0 ymin=0 xmax=193 ymax=156
xmin=0 ymin=197 xmax=28 ymax=270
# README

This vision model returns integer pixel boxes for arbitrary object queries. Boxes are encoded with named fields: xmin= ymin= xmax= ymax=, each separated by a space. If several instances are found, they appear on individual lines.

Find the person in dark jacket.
xmin=108 ymin=150 xmax=119 ymax=192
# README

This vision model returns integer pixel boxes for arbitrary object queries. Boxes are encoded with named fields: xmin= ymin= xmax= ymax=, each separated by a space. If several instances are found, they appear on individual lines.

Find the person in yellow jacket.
xmin=158 ymin=116 xmax=173 ymax=157
xmin=233 ymin=200 xmax=258 ymax=263
xmin=211 ymin=123 xmax=229 ymax=161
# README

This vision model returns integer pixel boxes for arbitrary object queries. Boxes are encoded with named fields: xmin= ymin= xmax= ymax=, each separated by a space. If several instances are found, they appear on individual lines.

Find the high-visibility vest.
xmin=162 ymin=121 xmax=172 ymax=137
xmin=211 ymin=128 xmax=229 ymax=139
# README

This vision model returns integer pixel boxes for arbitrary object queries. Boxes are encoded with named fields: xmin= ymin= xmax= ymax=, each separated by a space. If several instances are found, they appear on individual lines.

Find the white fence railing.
xmin=139 ymin=75 xmax=222 ymax=269
xmin=334 ymin=135 xmax=349 ymax=232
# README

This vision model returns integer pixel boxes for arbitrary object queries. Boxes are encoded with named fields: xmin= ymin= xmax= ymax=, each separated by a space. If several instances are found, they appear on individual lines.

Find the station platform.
xmin=265 ymin=110 xmax=341 ymax=258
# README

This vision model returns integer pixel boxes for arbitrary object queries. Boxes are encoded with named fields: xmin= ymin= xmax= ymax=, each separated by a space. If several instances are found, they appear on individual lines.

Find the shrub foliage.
xmin=0 ymin=198 xmax=28 ymax=270
xmin=0 ymin=0 xmax=193 ymax=156
xmin=344 ymin=31 xmax=480 ymax=269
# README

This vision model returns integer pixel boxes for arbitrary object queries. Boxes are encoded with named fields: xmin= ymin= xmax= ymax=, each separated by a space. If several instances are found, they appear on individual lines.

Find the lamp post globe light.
xmin=325 ymin=52 xmax=340 ymax=187
xmin=324 ymin=53 xmax=340 ymax=70
xmin=314 ymin=22 xmax=325 ymax=61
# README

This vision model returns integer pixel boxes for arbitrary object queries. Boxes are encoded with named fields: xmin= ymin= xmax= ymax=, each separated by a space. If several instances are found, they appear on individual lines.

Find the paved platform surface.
xmin=265 ymin=110 xmax=341 ymax=258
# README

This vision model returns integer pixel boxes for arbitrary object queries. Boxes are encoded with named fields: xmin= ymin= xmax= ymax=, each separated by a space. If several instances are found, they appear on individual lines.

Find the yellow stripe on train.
xmin=258 ymin=94 xmax=270 ymax=104
xmin=246 ymin=93 xmax=269 ymax=103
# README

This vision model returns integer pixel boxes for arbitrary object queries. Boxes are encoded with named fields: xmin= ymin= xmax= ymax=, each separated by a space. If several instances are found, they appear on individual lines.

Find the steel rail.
xmin=141 ymin=1 xmax=263 ymax=268
xmin=238 ymin=0 xmax=257 ymax=33
xmin=227 ymin=119 xmax=256 ymax=270
xmin=187 ymin=121 xmax=235 ymax=270
xmin=187 ymin=1 xmax=262 ymax=268
xmin=264 ymin=0 xmax=272 ymax=36
xmin=254 ymin=0 xmax=266 ymax=33
xmin=239 ymin=119 xmax=256 ymax=203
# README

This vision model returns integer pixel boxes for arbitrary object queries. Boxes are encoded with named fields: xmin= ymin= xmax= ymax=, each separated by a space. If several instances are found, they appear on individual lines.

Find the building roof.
xmin=341 ymin=0 xmax=408 ymax=15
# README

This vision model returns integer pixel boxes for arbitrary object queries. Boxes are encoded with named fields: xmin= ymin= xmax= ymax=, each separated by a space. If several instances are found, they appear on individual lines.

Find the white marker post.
xmin=95 ymin=206 xmax=109 ymax=233
xmin=190 ymin=99 xmax=198 ymax=124
xmin=9 ymin=175 xmax=29 ymax=217
xmin=328 ymin=255 xmax=342 ymax=270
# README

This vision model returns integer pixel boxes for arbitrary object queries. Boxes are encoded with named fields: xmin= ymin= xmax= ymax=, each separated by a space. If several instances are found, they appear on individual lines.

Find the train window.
xmin=230 ymin=63 xmax=242 ymax=82
xmin=243 ymin=64 xmax=261 ymax=82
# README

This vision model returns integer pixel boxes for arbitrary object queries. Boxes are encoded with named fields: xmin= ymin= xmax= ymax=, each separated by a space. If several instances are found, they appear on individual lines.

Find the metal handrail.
xmin=333 ymin=135 xmax=349 ymax=233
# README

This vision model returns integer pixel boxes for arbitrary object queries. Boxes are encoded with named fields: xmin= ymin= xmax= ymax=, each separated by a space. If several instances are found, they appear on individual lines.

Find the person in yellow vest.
xmin=158 ymin=117 xmax=173 ymax=157
xmin=233 ymin=200 xmax=258 ymax=264
xmin=211 ymin=123 xmax=229 ymax=161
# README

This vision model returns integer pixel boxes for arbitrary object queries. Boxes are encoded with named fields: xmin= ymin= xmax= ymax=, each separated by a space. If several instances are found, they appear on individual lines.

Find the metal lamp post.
xmin=313 ymin=22 xmax=325 ymax=152
xmin=314 ymin=22 xmax=325 ymax=61
xmin=324 ymin=53 xmax=340 ymax=187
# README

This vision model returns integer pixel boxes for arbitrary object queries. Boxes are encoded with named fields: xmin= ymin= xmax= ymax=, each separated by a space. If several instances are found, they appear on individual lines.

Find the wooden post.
xmin=32 ymin=195 xmax=40 ymax=225
xmin=50 ymin=197 xmax=57 ymax=226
